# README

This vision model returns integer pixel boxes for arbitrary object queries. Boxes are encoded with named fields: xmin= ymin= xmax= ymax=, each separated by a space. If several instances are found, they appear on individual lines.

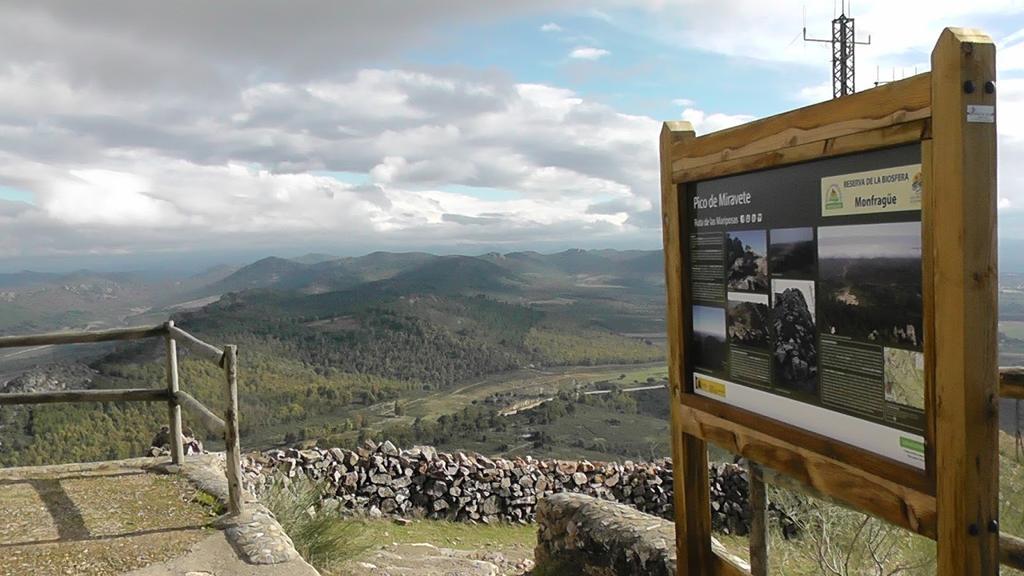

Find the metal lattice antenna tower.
xmin=804 ymin=2 xmax=871 ymax=98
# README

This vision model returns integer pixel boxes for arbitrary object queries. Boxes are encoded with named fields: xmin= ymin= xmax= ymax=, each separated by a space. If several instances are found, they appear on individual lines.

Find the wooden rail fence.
xmin=0 ymin=321 xmax=245 ymax=515
xmin=741 ymin=366 xmax=1024 ymax=575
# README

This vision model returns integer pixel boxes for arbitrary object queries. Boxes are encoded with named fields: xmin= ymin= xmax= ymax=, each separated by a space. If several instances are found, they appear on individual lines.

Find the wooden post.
xmin=747 ymin=462 xmax=768 ymax=576
xmin=164 ymin=320 xmax=184 ymax=465
xmin=223 ymin=344 xmax=244 ymax=516
xmin=931 ymin=27 xmax=1000 ymax=575
xmin=661 ymin=120 xmax=714 ymax=575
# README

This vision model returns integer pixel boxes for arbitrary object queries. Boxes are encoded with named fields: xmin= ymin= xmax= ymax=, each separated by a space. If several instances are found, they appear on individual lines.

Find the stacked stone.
xmin=709 ymin=462 xmax=799 ymax=539
xmin=243 ymin=441 xmax=794 ymax=536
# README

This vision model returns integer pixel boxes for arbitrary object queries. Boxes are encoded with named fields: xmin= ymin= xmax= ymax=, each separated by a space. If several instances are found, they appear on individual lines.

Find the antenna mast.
xmin=803 ymin=1 xmax=871 ymax=98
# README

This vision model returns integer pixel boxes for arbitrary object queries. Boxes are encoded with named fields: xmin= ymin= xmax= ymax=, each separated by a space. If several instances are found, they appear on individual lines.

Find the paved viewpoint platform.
xmin=0 ymin=457 xmax=318 ymax=576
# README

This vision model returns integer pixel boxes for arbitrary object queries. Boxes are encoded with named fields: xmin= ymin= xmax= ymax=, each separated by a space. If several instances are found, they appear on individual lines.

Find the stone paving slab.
xmin=0 ymin=459 xmax=212 ymax=576
xmin=0 ymin=456 xmax=318 ymax=576
xmin=351 ymin=543 xmax=505 ymax=576
xmin=122 ymin=530 xmax=318 ymax=576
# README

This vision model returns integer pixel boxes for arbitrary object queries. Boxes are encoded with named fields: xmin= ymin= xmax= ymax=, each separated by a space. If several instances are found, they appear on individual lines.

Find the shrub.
xmin=260 ymin=476 xmax=371 ymax=574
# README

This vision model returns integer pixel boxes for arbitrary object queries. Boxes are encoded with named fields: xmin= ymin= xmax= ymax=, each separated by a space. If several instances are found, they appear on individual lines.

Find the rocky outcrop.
xmin=727 ymin=236 xmax=769 ymax=293
xmin=1 ymin=362 xmax=95 ymax=394
xmin=535 ymin=492 xmax=753 ymax=576
xmin=242 ymin=442 xmax=798 ymax=537
xmin=536 ymin=492 xmax=677 ymax=576
xmin=772 ymin=287 xmax=818 ymax=393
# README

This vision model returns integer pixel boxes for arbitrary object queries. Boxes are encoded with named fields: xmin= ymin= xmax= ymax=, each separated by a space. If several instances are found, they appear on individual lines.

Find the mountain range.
xmin=0 ymin=249 xmax=666 ymax=336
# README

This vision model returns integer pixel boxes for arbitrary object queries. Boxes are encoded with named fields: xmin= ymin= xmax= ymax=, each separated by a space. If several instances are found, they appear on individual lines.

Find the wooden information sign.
xmin=660 ymin=28 xmax=999 ymax=575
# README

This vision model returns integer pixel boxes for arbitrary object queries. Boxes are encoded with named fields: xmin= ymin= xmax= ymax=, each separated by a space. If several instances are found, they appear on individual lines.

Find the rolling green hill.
xmin=0 ymin=250 xmax=667 ymax=466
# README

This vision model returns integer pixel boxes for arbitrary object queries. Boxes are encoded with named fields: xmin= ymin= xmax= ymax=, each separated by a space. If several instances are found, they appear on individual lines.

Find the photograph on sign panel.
xmin=884 ymin=347 xmax=925 ymax=410
xmin=727 ymin=293 xmax=769 ymax=348
xmin=768 ymin=227 xmax=816 ymax=278
xmin=771 ymin=279 xmax=818 ymax=395
xmin=818 ymin=222 xmax=922 ymax=349
xmin=726 ymin=229 xmax=768 ymax=292
xmin=692 ymin=305 xmax=727 ymax=373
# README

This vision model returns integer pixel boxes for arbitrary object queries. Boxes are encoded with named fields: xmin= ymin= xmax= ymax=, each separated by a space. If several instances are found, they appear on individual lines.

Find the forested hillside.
xmin=5 ymin=250 xmax=1022 ymax=468
xmin=0 ymin=250 xmax=667 ymax=466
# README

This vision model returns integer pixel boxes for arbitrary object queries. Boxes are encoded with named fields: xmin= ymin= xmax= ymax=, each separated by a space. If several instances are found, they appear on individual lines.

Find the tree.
xmin=770 ymin=487 xmax=935 ymax=575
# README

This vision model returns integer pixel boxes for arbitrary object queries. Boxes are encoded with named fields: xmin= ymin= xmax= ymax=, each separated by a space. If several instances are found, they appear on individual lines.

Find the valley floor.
xmin=241 ymin=361 xmax=671 ymax=463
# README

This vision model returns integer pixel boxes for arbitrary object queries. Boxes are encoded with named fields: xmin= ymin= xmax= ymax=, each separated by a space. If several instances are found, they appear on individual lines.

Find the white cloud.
xmin=794 ymin=82 xmax=832 ymax=106
xmin=623 ymin=1 xmax=1024 ymax=212
xmin=44 ymin=170 xmax=180 ymax=227
xmin=540 ymin=22 xmax=562 ymax=32
xmin=634 ymin=0 xmax=1022 ymax=66
xmin=680 ymin=108 xmax=756 ymax=135
xmin=0 ymin=56 xmax=666 ymax=261
xmin=997 ymin=78 xmax=1024 ymax=214
xmin=569 ymin=47 xmax=611 ymax=60
xmin=5 ymin=0 xmax=1018 ymax=265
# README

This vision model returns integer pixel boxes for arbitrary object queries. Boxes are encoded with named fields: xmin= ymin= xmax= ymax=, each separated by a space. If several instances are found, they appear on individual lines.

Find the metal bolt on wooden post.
xmin=223 ymin=344 xmax=244 ymax=515
xmin=164 ymin=320 xmax=184 ymax=465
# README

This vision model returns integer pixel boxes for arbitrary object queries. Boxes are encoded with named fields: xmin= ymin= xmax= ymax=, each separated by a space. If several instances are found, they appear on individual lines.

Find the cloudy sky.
xmin=0 ymin=1 xmax=1022 ymax=272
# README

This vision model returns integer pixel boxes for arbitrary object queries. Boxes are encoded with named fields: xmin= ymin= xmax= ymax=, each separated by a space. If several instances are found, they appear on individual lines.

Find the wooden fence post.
xmin=164 ymin=320 xmax=184 ymax=465
xmin=747 ymin=462 xmax=768 ymax=576
xmin=931 ymin=27 xmax=999 ymax=575
xmin=223 ymin=344 xmax=244 ymax=515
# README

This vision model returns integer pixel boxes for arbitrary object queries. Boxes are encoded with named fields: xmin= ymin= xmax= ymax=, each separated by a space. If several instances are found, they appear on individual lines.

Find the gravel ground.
xmin=0 ymin=466 xmax=216 ymax=576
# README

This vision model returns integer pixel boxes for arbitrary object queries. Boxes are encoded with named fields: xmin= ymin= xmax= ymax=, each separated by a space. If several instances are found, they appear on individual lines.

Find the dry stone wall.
xmin=242 ymin=441 xmax=797 ymax=535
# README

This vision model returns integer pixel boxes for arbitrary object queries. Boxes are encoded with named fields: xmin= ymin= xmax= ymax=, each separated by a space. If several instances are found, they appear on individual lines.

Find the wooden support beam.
xmin=1000 ymin=367 xmax=1024 ymax=399
xmin=174 ymin=391 xmax=226 ymax=433
xmin=747 ymin=462 xmax=768 ymax=576
xmin=711 ymin=546 xmax=751 ymax=576
xmin=931 ymin=27 xmax=1000 ymax=576
xmin=0 ymin=325 xmax=166 ymax=349
xmin=0 ymin=388 xmax=170 ymax=405
xmin=222 ymin=345 xmax=244 ymax=516
xmin=662 ymin=120 xmax=715 ymax=575
xmin=669 ymin=73 xmax=930 ymax=174
xmin=165 ymin=321 xmax=184 ymax=465
xmin=167 ymin=325 xmax=224 ymax=365
xmin=759 ymin=460 xmax=1024 ymax=572
xmin=674 ymin=117 xmax=931 ymax=183
xmin=679 ymin=403 xmax=938 ymax=539
xmin=1002 ymin=532 xmax=1024 ymax=571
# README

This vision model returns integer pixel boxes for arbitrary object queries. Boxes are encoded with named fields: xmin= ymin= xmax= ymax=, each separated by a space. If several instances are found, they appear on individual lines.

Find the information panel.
xmin=686 ymin=144 xmax=926 ymax=468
